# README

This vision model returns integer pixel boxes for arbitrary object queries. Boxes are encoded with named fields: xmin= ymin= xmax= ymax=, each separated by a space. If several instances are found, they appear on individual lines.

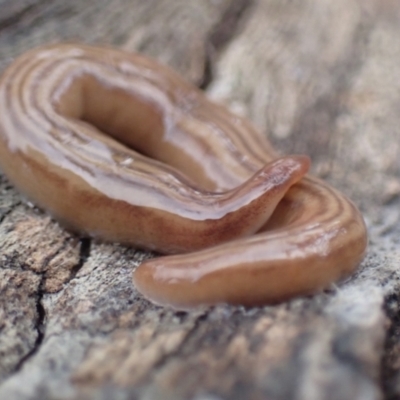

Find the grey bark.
xmin=0 ymin=1 xmax=400 ymax=399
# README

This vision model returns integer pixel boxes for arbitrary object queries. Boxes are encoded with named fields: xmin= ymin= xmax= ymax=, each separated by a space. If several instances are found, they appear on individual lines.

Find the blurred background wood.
xmin=0 ymin=1 xmax=400 ymax=399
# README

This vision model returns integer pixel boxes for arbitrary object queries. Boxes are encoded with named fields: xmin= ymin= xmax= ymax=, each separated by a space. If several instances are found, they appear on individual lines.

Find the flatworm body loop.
xmin=0 ymin=44 xmax=367 ymax=308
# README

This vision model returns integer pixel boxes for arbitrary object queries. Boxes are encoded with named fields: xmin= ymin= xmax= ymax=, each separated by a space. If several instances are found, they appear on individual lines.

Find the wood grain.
xmin=0 ymin=1 xmax=399 ymax=399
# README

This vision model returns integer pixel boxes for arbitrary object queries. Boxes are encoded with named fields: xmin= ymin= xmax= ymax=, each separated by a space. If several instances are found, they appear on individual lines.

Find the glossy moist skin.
xmin=0 ymin=44 xmax=368 ymax=309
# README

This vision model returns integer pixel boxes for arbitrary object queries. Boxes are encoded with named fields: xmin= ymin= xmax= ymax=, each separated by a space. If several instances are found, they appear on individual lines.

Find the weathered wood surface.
xmin=0 ymin=0 xmax=400 ymax=399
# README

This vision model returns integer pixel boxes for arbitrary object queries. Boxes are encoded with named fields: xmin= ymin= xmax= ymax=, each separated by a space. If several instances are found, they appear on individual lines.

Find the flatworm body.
xmin=0 ymin=44 xmax=367 ymax=308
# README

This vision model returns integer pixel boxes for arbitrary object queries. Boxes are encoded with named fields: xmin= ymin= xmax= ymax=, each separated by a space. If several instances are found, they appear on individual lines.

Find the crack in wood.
xmin=199 ymin=45 xmax=213 ymax=90
xmin=209 ymin=0 xmax=255 ymax=52
xmin=0 ymin=0 xmax=51 ymax=31
xmin=200 ymin=0 xmax=255 ymax=90
xmin=5 ymin=237 xmax=90 ymax=375
xmin=67 ymin=237 xmax=91 ymax=283
xmin=11 ymin=273 xmax=45 ymax=374
xmin=148 ymin=311 xmax=209 ymax=378
xmin=381 ymin=292 xmax=400 ymax=400
xmin=0 ymin=207 xmax=14 ymax=226
xmin=0 ymin=191 xmax=21 ymax=226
